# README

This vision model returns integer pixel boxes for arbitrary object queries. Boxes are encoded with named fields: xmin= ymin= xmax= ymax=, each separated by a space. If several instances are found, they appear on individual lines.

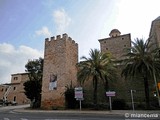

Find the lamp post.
xmin=131 ymin=89 xmax=136 ymax=111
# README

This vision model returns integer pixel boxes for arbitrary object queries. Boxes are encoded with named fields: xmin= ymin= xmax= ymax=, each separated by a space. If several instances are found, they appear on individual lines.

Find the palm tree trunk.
xmin=144 ymin=76 xmax=150 ymax=109
xmin=93 ymin=77 xmax=98 ymax=106
xmin=105 ymin=78 xmax=109 ymax=91
xmin=105 ymin=79 xmax=109 ymax=103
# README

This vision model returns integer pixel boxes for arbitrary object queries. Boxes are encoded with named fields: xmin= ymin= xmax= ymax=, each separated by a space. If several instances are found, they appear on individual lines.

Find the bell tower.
xmin=99 ymin=29 xmax=131 ymax=59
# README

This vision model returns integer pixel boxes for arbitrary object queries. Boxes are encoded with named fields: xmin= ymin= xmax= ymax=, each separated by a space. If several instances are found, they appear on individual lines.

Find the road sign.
xmin=74 ymin=87 xmax=84 ymax=110
xmin=106 ymin=91 xmax=116 ymax=111
xmin=106 ymin=91 xmax=116 ymax=97
xmin=74 ymin=87 xmax=83 ymax=99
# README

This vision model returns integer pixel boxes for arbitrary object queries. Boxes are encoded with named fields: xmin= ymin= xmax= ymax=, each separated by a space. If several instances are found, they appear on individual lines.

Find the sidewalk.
xmin=1 ymin=104 xmax=160 ymax=116
xmin=0 ymin=104 xmax=30 ymax=111
xmin=19 ymin=109 xmax=160 ymax=114
xmin=14 ymin=109 xmax=160 ymax=115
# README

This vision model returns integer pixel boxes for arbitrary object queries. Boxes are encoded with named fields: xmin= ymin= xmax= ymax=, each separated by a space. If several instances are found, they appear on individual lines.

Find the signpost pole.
xmin=109 ymin=96 xmax=112 ymax=111
xmin=106 ymin=91 xmax=115 ymax=112
xmin=79 ymin=100 xmax=81 ymax=111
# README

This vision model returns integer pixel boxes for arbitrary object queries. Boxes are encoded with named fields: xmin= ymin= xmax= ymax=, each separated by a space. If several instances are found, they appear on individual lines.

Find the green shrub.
xmin=112 ymin=99 xmax=127 ymax=110
xmin=64 ymin=82 xmax=78 ymax=109
xmin=82 ymin=102 xmax=108 ymax=110
xmin=149 ymin=97 xmax=160 ymax=110
xmin=136 ymin=102 xmax=146 ymax=110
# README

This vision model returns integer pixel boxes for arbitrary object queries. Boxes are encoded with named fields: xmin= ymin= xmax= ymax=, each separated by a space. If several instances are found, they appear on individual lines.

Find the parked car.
xmin=11 ymin=101 xmax=17 ymax=106
xmin=4 ymin=100 xmax=11 ymax=106
xmin=0 ymin=99 xmax=3 ymax=105
xmin=0 ymin=99 xmax=17 ymax=106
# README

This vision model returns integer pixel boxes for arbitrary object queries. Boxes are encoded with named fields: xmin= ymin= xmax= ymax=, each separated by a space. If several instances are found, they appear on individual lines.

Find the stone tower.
xmin=41 ymin=33 xmax=78 ymax=109
xmin=149 ymin=16 xmax=160 ymax=48
xmin=98 ymin=29 xmax=131 ymax=59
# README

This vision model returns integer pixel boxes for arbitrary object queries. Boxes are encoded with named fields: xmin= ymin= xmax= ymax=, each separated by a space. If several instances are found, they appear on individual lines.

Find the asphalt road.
xmin=0 ymin=109 xmax=124 ymax=120
xmin=1 ymin=105 xmax=160 ymax=120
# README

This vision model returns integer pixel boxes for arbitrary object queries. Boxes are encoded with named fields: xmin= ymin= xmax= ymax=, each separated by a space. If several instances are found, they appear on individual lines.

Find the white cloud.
xmin=53 ymin=9 xmax=71 ymax=34
xmin=0 ymin=43 xmax=43 ymax=84
xmin=35 ymin=26 xmax=52 ymax=37
xmin=114 ymin=0 xmax=160 ymax=40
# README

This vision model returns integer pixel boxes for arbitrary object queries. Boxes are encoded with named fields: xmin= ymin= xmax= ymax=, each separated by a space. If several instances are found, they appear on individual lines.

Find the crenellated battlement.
xmin=45 ymin=33 xmax=75 ymax=42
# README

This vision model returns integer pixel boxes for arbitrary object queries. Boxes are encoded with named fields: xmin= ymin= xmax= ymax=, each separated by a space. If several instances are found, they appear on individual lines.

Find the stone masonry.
xmin=149 ymin=16 xmax=160 ymax=49
xmin=99 ymin=29 xmax=131 ymax=59
xmin=0 ymin=73 xmax=30 ymax=105
xmin=41 ymin=33 xmax=78 ymax=109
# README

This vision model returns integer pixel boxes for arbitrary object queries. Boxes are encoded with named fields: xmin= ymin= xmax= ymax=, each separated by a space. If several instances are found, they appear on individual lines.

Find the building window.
xmin=13 ymin=87 xmax=16 ymax=90
xmin=14 ymin=77 xmax=18 ymax=80
xmin=122 ymin=37 xmax=124 ymax=40
xmin=1 ymin=88 xmax=3 ymax=91
xmin=14 ymin=96 xmax=16 ymax=101
xmin=106 ymin=48 xmax=108 ymax=50
xmin=104 ymin=41 xmax=106 ymax=43
xmin=124 ymin=45 xmax=126 ymax=47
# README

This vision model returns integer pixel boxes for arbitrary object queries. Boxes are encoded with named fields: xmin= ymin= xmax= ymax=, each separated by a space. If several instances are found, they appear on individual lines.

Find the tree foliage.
xmin=23 ymin=80 xmax=41 ymax=103
xmin=64 ymin=81 xmax=78 ymax=109
xmin=121 ymin=38 xmax=160 ymax=109
xmin=77 ymin=49 xmax=116 ymax=106
xmin=23 ymin=58 xmax=43 ymax=108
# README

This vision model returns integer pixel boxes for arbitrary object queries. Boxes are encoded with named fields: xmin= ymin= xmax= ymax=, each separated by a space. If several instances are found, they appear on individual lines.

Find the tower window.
xmin=14 ymin=77 xmax=18 ymax=80
xmin=13 ymin=96 xmax=16 ymax=101
xmin=13 ymin=87 xmax=16 ymax=90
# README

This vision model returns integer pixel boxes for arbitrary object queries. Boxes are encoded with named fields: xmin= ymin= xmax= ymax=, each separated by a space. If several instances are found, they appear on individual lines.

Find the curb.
xmin=13 ymin=108 xmax=160 ymax=116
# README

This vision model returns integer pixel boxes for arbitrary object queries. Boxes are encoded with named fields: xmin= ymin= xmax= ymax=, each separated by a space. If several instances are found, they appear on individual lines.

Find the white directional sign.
xmin=74 ymin=87 xmax=83 ymax=100
xmin=106 ymin=91 xmax=116 ymax=111
xmin=74 ymin=87 xmax=84 ymax=110
xmin=106 ymin=91 xmax=116 ymax=97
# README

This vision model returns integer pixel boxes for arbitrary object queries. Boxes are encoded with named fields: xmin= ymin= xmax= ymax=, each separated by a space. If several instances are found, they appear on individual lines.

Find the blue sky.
xmin=0 ymin=0 xmax=160 ymax=84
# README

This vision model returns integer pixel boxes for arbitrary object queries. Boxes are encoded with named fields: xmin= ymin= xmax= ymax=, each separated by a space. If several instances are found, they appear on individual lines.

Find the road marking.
xmin=3 ymin=118 xmax=77 ymax=120
xmin=45 ymin=119 xmax=78 ymax=120
xmin=9 ymin=111 xmax=16 ymax=113
xmin=4 ymin=118 xmax=10 ymax=120
xmin=3 ymin=118 xmax=29 ymax=120
xmin=21 ymin=118 xmax=28 ymax=120
xmin=9 ymin=110 xmax=21 ymax=114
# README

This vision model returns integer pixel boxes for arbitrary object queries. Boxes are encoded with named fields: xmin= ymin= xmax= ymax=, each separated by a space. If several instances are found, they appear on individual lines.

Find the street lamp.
xmin=130 ymin=89 xmax=136 ymax=111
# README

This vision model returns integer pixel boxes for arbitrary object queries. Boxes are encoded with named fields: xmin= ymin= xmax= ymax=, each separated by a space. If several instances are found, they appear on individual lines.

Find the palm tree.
xmin=77 ymin=49 xmax=116 ymax=106
xmin=121 ymin=38 xmax=160 ymax=109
